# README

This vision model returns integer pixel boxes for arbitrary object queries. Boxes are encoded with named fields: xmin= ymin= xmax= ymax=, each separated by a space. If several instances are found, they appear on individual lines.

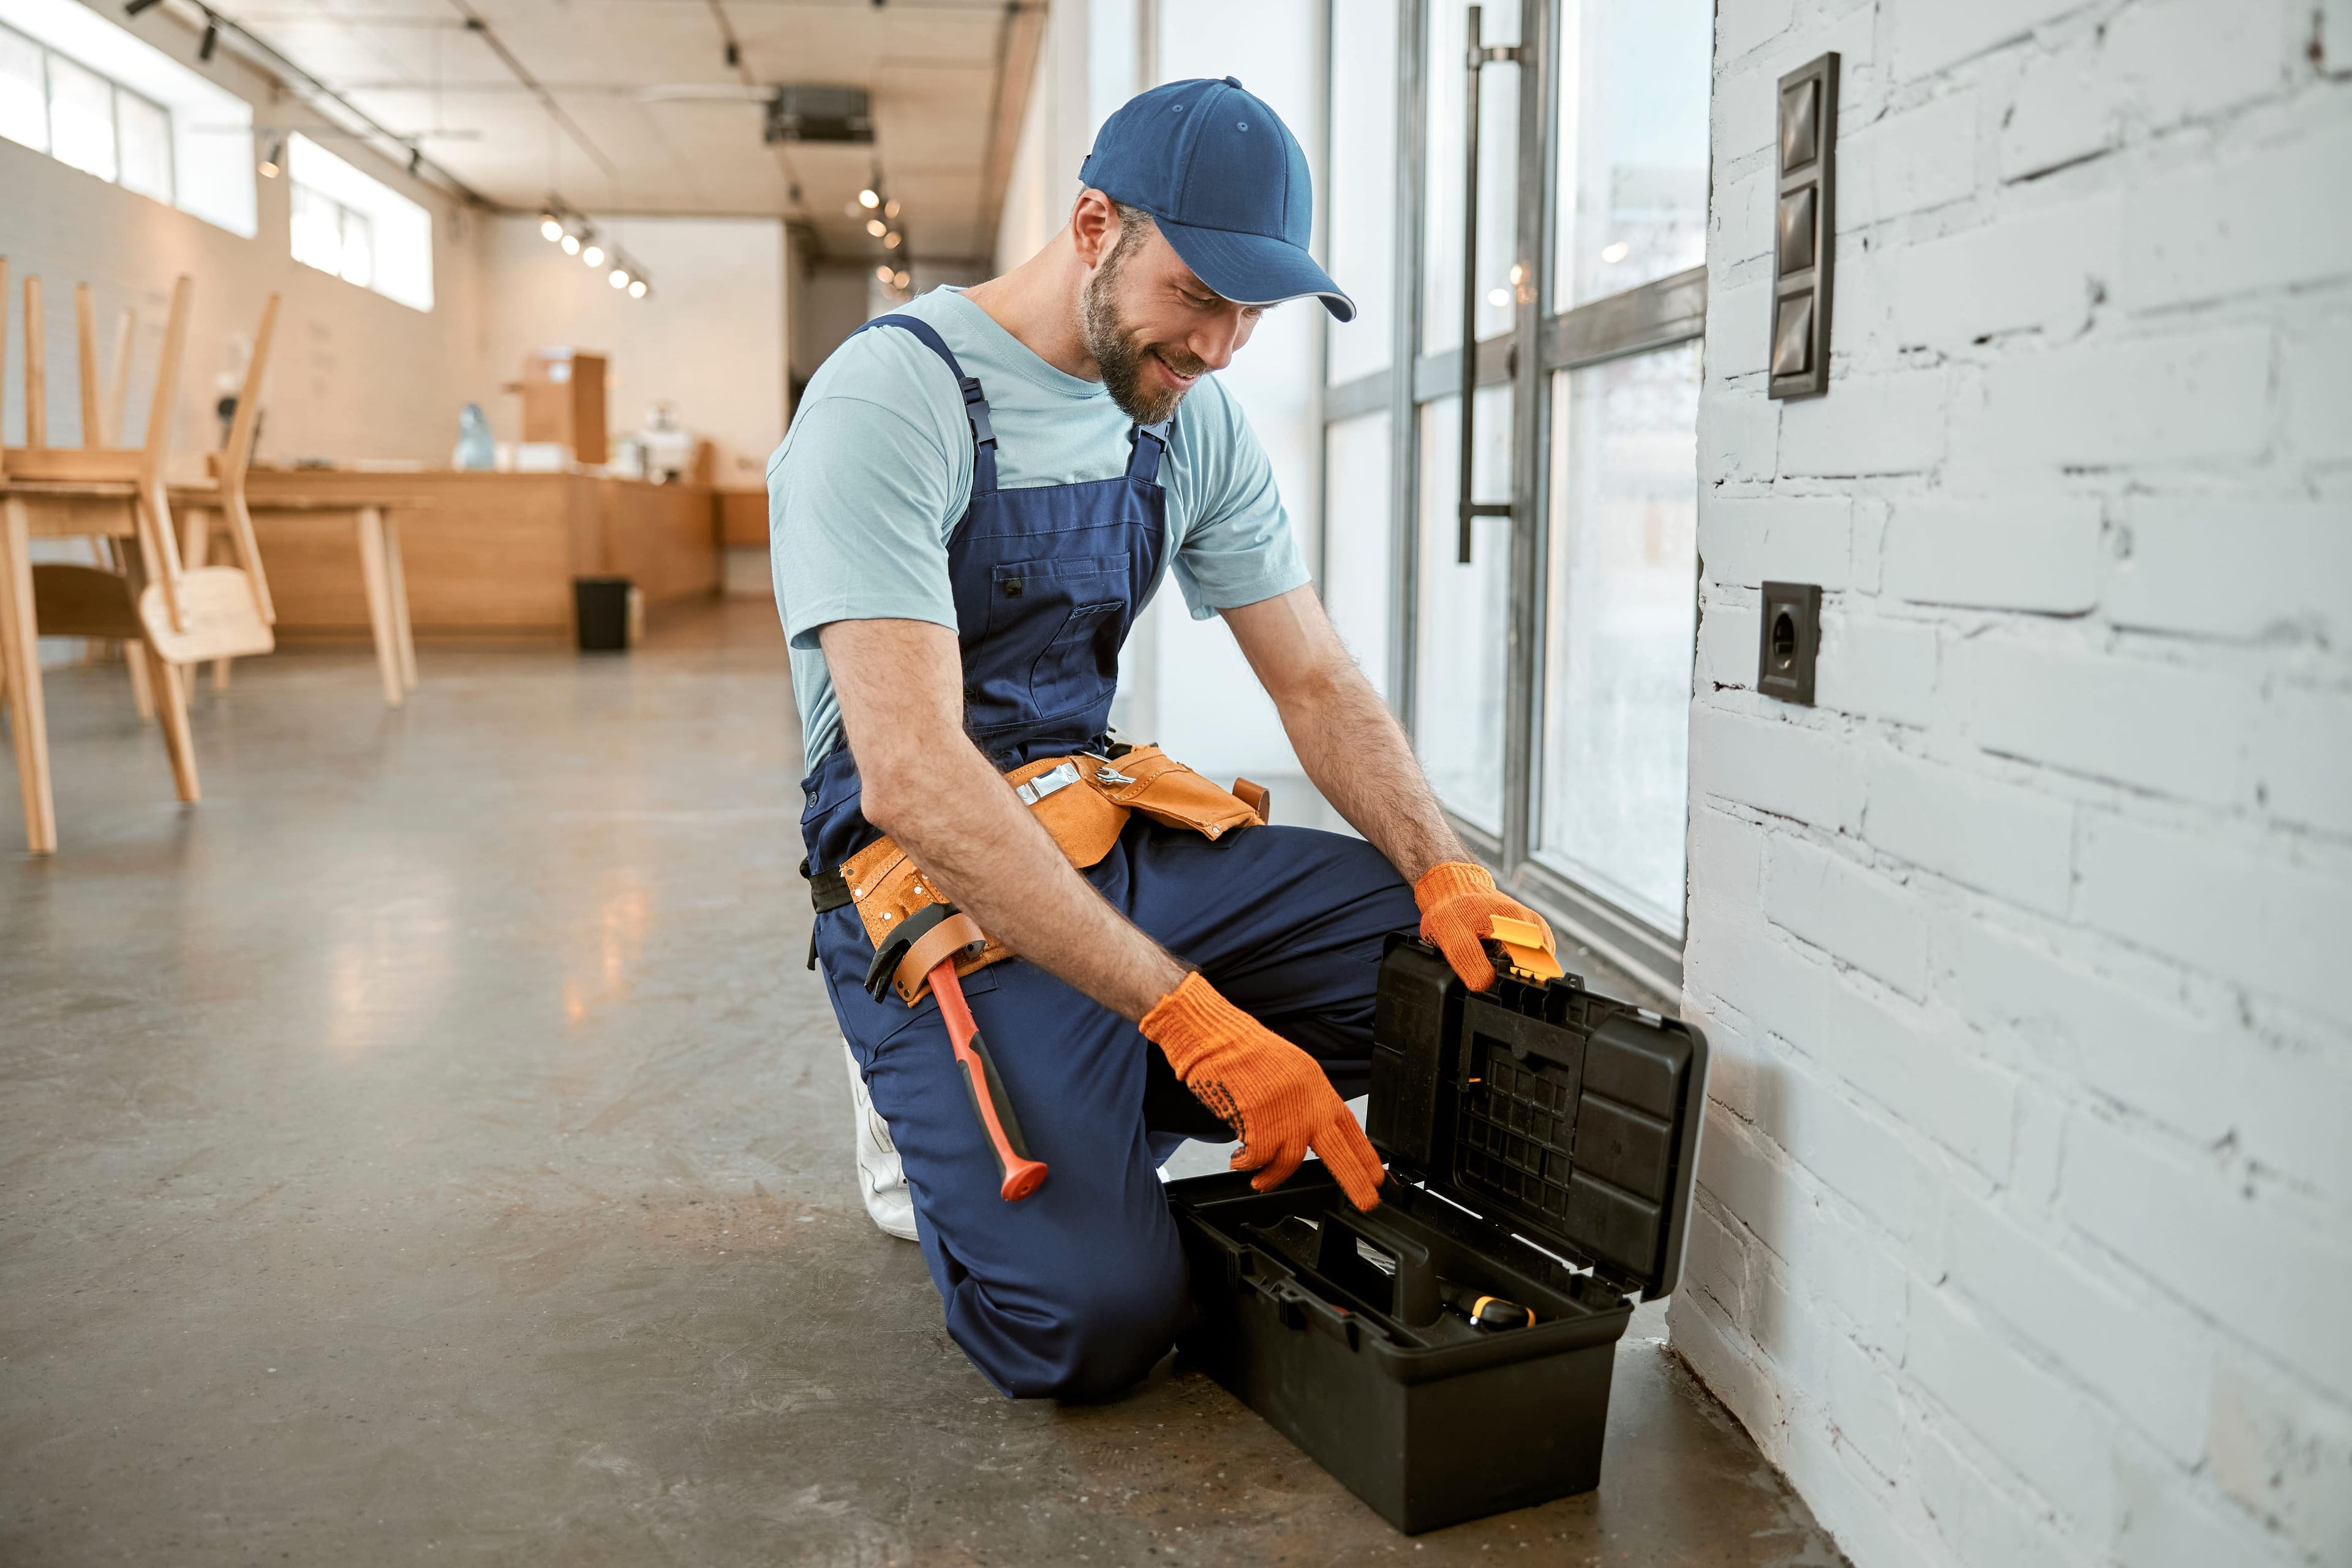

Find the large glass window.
xmin=1322 ymin=412 xmax=1395 ymax=699
xmin=1325 ymin=0 xmax=1398 ymax=385
xmin=1420 ymin=0 xmax=1520 ymax=355
xmin=0 ymin=8 xmax=251 ymax=235
xmin=287 ymin=134 xmax=432 ymax=311
xmin=1553 ymin=0 xmax=1711 ymax=307
xmin=1537 ymin=344 xmax=1700 ymax=933
xmin=1414 ymin=386 xmax=1513 ymax=833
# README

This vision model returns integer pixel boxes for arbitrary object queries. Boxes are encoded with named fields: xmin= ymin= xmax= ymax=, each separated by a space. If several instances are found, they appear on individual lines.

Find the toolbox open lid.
xmin=1363 ymin=936 xmax=1709 ymax=1302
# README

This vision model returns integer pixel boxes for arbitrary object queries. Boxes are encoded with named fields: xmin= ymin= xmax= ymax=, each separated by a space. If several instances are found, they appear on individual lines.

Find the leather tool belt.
xmin=804 ymin=745 xmax=1271 ymax=1007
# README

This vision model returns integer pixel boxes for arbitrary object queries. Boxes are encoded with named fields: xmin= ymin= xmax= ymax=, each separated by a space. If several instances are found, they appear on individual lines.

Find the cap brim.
xmin=1153 ymin=216 xmax=1356 ymax=323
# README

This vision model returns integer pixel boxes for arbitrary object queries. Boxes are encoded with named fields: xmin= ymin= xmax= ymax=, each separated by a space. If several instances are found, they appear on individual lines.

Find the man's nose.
xmin=1186 ymin=308 xmax=1245 ymax=372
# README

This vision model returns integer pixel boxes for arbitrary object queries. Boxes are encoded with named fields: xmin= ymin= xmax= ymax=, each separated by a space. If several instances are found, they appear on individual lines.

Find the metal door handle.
xmin=1457 ymin=4 xmax=1522 ymax=565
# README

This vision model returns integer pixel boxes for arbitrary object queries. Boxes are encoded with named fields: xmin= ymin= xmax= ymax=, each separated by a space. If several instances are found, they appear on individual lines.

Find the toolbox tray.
xmin=1168 ymin=936 xmax=1708 ymax=1534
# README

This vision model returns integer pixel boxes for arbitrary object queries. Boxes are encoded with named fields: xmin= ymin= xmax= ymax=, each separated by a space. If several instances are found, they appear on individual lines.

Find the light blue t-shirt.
xmin=767 ymin=287 xmax=1308 ymax=765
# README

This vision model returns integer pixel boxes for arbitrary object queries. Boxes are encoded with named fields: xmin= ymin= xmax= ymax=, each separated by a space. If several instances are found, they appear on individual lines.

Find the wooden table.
xmin=179 ymin=489 xmax=421 ymax=707
xmin=243 ymin=470 xmax=720 ymax=639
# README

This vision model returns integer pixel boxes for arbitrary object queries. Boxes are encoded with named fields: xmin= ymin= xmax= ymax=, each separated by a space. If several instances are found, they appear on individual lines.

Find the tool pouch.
xmin=1087 ymin=745 xmax=1267 ymax=840
xmin=831 ymin=745 xmax=1267 ymax=1008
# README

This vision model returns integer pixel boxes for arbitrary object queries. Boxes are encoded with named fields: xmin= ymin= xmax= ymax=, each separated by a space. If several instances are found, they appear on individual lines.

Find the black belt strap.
xmin=800 ymin=858 xmax=853 ymax=971
xmin=801 ymin=856 xmax=853 ymax=913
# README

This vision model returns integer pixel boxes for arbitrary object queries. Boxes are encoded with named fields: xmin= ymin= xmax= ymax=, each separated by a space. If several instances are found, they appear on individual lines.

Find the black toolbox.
xmin=1167 ymin=936 xmax=1709 ymax=1534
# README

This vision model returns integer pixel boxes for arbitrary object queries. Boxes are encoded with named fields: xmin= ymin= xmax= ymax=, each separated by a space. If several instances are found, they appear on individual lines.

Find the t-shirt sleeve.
xmin=768 ymin=394 xmax=960 ymax=652
xmin=1167 ymin=381 xmax=1311 ymax=620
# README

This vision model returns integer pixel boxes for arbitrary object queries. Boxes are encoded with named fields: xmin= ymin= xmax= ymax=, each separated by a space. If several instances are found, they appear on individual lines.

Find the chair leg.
xmin=126 ymin=640 xmax=157 ymax=721
xmin=355 ymin=507 xmax=402 ymax=709
xmin=0 ymin=498 xmax=58 ymax=853
xmin=211 ymin=657 xmax=232 ymax=692
xmin=145 ymin=645 xmax=200 ymax=804
xmin=382 ymin=514 xmax=418 ymax=692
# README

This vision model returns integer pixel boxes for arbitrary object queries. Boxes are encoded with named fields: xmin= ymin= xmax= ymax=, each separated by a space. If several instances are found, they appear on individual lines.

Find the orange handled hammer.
xmin=865 ymin=903 xmax=1049 ymax=1202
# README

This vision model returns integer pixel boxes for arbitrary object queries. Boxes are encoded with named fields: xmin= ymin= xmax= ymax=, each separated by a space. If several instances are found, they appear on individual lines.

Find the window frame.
xmin=1318 ymin=0 xmax=1708 ymax=997
xmin=0 ymin=17 xmax=174 ymax=203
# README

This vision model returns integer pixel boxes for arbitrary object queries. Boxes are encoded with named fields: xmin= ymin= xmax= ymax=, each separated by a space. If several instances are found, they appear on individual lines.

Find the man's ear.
xmin=1070 ymin=189 xmax=1118 ymax=270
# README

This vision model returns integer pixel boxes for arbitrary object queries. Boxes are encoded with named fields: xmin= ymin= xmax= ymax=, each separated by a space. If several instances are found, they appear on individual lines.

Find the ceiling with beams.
xmin=224 ymin=0 xmax=1017 ymax=258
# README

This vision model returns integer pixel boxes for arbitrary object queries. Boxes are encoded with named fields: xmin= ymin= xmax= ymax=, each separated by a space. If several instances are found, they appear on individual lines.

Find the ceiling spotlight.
xmin=258 ymin=135 xmax=284 ymax=178
xmin=882 ymin=230 xmax=901 ymax=249
xmin=198 ymin=15 xmax=219 ymax=59
xmin=560 ymin=232 xmax=581 ymax=255
xmin=884 ymin=198 xmax=900 ymax=219
xmin=540 ymin=212 xmax=563 ymax=241
xmin=865 ymin=218 xmax=886 ymax=238
xmin=857 ymin=187 xmax=880 ymax=209
xmin=581 ymin=243 xmax=605 ymax=268
xmin=609 ymin=267 xmax=629 ymax=289
xmin=628 ymin=279 xmax=647 ymax=298
xmin=123 ymin=0 xmax=163 ymax=13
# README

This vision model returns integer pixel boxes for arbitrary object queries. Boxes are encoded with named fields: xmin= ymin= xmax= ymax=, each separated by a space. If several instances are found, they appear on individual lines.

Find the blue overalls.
xmin=800 ymin=315 xmax=1419 ymax=1400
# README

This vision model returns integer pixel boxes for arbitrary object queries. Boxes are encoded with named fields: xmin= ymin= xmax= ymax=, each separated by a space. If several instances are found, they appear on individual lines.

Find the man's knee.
xmin=951 ymin=1236 xmax=1188 ymax=1401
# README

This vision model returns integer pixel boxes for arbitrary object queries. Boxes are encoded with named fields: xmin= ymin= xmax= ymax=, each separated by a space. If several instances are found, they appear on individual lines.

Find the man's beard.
xmin=1082 ymin=262 xmax=1207 ymax=426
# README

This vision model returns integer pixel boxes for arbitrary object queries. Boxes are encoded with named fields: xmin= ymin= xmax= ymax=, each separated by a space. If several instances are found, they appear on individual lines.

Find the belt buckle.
xmin=1014 ymin=760 xmax=1083 ymax=806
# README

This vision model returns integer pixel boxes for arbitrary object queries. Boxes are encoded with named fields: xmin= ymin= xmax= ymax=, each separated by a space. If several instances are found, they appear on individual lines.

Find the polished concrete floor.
xmin=1 ymin=603 xmax=1845 ymax=1566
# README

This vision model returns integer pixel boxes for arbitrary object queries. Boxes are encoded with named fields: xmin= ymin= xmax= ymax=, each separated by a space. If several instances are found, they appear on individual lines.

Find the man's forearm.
xmin=863 ymin=744 xmax=1186 ymax=1023
xmin=1278 ymin=665 xmax=1468 ymax=885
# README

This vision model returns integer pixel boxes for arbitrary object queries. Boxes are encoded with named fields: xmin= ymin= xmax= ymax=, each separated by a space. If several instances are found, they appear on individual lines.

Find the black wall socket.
xmin=1758 ymin=582 xmax=1822 ymax=705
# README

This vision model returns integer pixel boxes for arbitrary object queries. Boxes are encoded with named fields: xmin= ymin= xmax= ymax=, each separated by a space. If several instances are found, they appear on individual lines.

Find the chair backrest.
xmin=76 ymin=284 xmax=101 ymax=449
xmin=141 ymin=276 xmax=191 ymax=488
xmin=107 ymin=306 xmax=137 ymax=447
xmin=21 ymin=271 xmax=45 ymax=448
xmin=217 ymin=294 xmax=279 ymax=502
xmin=0 ymin=257 xmax=9 ymax=480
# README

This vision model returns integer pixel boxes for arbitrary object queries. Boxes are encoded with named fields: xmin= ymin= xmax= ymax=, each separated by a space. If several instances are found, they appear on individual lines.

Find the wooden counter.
xmin=245 ymin=470 xmax=719 ymax=638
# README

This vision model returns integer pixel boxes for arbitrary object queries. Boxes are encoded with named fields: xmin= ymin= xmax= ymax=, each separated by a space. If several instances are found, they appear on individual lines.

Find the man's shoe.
xmin=843 ymin=1042 xmax=918 ymax=1241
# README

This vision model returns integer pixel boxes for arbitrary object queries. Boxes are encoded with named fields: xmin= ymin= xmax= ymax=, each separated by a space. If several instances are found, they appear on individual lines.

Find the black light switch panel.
xmin=1758 ymin=582 xmax=1822 ymax=705
xmin=1770 ymin=53 xmax=1838 ymax=401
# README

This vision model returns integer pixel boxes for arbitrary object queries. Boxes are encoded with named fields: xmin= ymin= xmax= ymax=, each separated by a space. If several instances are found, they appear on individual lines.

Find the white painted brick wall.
xmin=1681 ymin=4 xmax=2352 ymax=1565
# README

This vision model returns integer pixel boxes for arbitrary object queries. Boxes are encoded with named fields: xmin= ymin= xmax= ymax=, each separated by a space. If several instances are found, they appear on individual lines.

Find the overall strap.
xmin=856 ymin=312 xmax=999 ymax=495
xmin=1126 ymin=419 xmax=1174 ymax=484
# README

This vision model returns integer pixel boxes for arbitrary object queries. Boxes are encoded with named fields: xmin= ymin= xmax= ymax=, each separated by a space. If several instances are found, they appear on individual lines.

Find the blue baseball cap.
xmin=1079 ymin=77 xmax=1355 ymax=322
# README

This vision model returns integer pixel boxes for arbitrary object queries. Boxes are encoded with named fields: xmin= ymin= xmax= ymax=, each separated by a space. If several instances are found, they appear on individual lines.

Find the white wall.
xmin=479 ymin=214 xmax=786 ymax=486
xmin=1676 ymin=5 xmax=2352 ymax=1568
xmin=0 ymin=51 xmax=483 ymax=464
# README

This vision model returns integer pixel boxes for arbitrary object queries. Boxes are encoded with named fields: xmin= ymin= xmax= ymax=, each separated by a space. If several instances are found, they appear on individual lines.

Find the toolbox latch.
xmin=1262 ymin=1277 xmax=1362 ymax=1350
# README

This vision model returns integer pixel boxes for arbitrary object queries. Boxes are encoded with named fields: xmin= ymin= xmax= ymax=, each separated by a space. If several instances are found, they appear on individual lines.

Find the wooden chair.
xmin=167 ymin=293 xmax=280 ymax=692
xmin=0 ymin=262 xmax=273 ymax=852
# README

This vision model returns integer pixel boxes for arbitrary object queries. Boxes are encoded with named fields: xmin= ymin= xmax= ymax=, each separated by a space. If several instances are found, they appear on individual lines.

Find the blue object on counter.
xmin=454 ymin=402 xmax=495 ymax=470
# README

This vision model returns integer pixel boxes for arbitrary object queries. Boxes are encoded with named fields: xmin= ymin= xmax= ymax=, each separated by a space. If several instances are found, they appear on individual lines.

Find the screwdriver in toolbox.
xmin=1441 ymin=1280 xmax=1536 ymax=1330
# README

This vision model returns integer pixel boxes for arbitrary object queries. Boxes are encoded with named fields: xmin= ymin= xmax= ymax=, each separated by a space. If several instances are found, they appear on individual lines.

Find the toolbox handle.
xmin=1257 ymin=1276 xmax=1362 ymax=1349
xmin=1319 ymin=1208 xmax=1441 ymax=1328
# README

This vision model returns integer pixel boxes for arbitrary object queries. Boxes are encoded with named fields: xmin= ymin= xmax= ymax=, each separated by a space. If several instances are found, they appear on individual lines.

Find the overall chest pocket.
xmin=985 ymin=554 xmax=1130 ymax=722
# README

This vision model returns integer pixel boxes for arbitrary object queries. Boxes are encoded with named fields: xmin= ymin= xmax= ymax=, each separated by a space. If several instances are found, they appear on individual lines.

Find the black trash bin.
xmin=574 ymin=576 xmax=631 ymax=652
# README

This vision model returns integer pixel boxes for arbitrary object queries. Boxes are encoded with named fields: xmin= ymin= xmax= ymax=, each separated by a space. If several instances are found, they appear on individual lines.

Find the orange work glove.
xmin=1413 ymin=861 xmax=1559 ymax=992
xmin=1139 ymin=973 xmax=1385 ymax=1211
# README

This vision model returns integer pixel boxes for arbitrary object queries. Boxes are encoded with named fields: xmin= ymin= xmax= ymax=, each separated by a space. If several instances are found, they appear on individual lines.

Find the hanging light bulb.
xmin=581 ymin=243 xmax=605 ymax=268
xmin=628 ymin=279 xmax=647 ymax=298
xmin=865 ymin=218 xmax=887 ymax=239
xmin=882 ymin=231 xmax=902 ymax=250
xmin=560 ymin=232 xmax=581 ymax=255
xmin=874 ymin=264 xmax=893 ymax=282
xmin=540 ymin=211 xmax=563 ymax=241
xmin=609 ymin=267 xmax=629 ymax=289
xmin=258 ymin=135 xmax=284 ymax=178
xmin=883 ymin=198 xmax=900 ymax=219
xmin=892 ymin=270 xmax=910 ymax=291
xmin=858 ymin=187 xmax=880 ymax=209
